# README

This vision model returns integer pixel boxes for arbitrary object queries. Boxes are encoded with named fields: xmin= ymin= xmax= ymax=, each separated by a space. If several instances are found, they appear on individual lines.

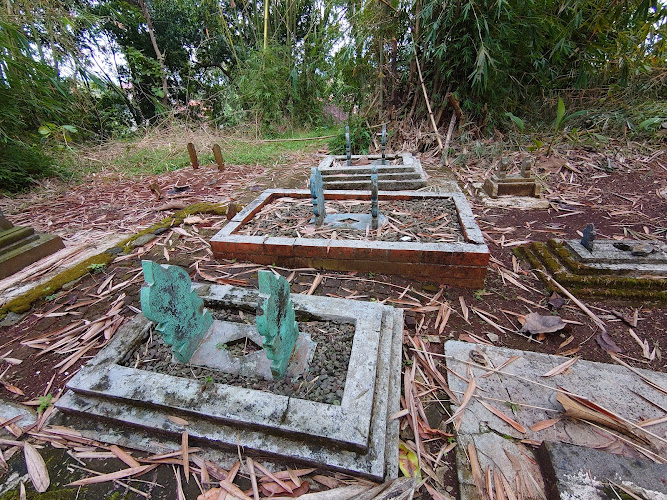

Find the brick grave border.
xmin=211 ymin=189 xmax=489 ymax=288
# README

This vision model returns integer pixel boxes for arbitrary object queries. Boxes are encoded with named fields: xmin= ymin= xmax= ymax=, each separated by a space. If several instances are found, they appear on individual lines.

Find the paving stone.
xmin=537 ymin=441 xmax=667 ymax=500
xmin=444 ymin=340 xmax=667 ymax=500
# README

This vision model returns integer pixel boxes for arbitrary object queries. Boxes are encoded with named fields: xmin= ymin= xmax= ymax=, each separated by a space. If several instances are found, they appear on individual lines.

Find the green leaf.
xmin=504 ymin=112 xmax=524 ymax=133
xmin=638 ymin=117 xmax=662 ymax=130
xmin=38 ymin=126 xmax=51 ymax=135
xmin=554 ymin=97 xmax=566 ymax=131
xmin=61 ymin=125 xmax=78 ymax=133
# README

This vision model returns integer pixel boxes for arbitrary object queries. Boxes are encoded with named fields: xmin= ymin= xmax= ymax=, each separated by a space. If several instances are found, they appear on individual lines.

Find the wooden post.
xmin=212 ymin=144 xmax=225 ymax=171
xmin=187 ymin=143 xmax=199 ymax=169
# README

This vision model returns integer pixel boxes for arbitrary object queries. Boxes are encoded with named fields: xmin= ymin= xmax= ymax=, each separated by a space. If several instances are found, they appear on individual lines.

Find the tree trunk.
xmin=137 ymin=0 xmax=168 ymax=107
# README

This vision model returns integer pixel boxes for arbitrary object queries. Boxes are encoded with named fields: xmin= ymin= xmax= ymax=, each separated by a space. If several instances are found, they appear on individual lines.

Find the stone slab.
xmin=565 ymin=239 xmax=667 ymax=276
xmin=537 ymin=441 xmax=667 ymax=500
xmin=210 ymin=189 xmax=489 ymax=288
xmin=0 ymin=232 xmax=65 ymax=279
xmin=445 ymin=340 xmax=667 ymax=500
xmin=0 ymin=231 xmax=129 ymax=307
xmin=56 ymin=285 xmax=403 ymax=480
xmin=0 ymin=397 xmax=36 ymax=436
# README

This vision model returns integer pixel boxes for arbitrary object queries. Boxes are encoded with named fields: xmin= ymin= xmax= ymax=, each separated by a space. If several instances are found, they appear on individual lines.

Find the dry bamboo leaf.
xmin=168 ymin=415 xmax=189 ymax=426
xmin=559 ymin=336 xmax=574 ymax=349
xmin=311 ymin=475 xmax=340 ymax=489
xmin=443 ymin=376 xmax=476 ymax=426
xmin=459 ymin=296 xmax=469 ymax=322
xmin=529 ymin=418 xmax=561 ymax=432
xmin=556 ymin=391 xmax=649 ymax=444
xmin=218 ymin=478 xmax=253 ymax=500
xmin=182 ymin=430 xmax=189 ymax=482
xmin=2 ymin=382 xmax=25 ymax=396
xmin=109 ymin=445 xmax=141 ymax=468
xmin=541 ymin=357 xmax=579 ymax=377
xmin=493 ymin=468 xmax=507 ymax=500
xmin=252 ymin=460 xmax=293 ymax=493
xmin=246 ymin=458 xmax=259 ymax=500
xmin=68 ymin=465 xmax=155 ymax=486
xmin=479 ymin=401 xmax=527 ymax=434
xmin=467 ymin=443 xmax=486 ymax=499
xmin=19 ymin=481 xmax=26 ymax=500
xmin=306 ymin=274 xmax=323 ymax=295
xmin=24 ymin=443 xmax=50 ymax=493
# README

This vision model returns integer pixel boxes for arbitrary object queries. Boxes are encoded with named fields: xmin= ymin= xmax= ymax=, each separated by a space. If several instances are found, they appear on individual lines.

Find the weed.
xmin=505 ymin=401 xmax=520 ymax=412
xmin=473 ymin=289 xmax=486 ymax=301
xmin=215 ymin=342 xmax=227 ymax=350
xmin=87 ymin=263 xmax=107 ymax=273
xmin=37 ymin=393 xmax=53 ymax=415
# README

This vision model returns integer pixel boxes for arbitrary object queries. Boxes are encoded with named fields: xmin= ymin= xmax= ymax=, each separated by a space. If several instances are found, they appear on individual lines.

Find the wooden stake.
xmin=187 ymin=143 xmax=199 ymax=169
xmin=212 ymin=144 xmax=225 ymax=171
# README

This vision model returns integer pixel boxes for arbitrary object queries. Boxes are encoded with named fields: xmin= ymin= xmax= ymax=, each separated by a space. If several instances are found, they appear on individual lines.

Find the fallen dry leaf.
xmin=529 ymin=418 xmax=561 ymax=432
xmin=519 ymin=312 xmax=566 ymax=335
xmin=541 ymin=357 xmax=579 ymax=377
xmin=479 ymin=401 xmax=527 ymax=434
xmin=596 ymin=331 xmax=623 ymax=353
xmin=23 ymin=443 xmax=50 ymax=493
xmin=68 ymin=465 xmax=155 ymax=486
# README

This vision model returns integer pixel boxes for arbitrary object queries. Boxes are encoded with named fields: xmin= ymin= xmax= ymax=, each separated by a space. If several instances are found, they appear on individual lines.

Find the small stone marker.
xmin=140 ymin=260 xmax=213 ymax=363
xmin=581 ymin=223 xmax=596 ymax=252
xmin=482 ymin=156 xmax=540 ymax=198
xmin=187 ymin=142 xmax=199 ymax=169
xmin=498 ymin=157 xmax=510 ymax=178
xmin=256 ymin=270 xmax=300 ymax=379
xmin=520 ymin=157 xmax=533 ymax=178
xmin=310 ymin=167 xmax=325 ymax=226
xmin=371 ymin=166 xmax=380 ymax=230
xmin=345 ymin=125 xmax=351 ymax=166
xmin=212 ymin=143 xmax=225 ymax=171
xmin=0 ymin=210 xmax=12 ymax=231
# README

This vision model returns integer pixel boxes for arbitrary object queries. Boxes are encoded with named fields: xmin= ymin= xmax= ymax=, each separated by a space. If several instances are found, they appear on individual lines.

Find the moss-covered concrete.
xmin=514 ymin=240 xmax=667 ymax=303
xmin=0 ymin=203 xmax=231 ymax=320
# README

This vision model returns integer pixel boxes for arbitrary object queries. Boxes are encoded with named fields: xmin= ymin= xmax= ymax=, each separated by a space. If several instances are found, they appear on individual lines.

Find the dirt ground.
xmin=0 ymin=139 xmax=665 ymax=498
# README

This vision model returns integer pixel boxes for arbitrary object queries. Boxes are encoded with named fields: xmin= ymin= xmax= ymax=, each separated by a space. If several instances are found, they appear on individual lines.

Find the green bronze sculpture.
xmin=256 ymin=270 xmax=300 ymax=379
xmin=140 ymin=260 xmax=213 ymax=363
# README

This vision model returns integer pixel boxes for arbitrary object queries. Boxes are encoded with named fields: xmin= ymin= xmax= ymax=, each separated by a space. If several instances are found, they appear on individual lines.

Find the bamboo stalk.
xmin=414 ymin=54 xmax=443 ymax=151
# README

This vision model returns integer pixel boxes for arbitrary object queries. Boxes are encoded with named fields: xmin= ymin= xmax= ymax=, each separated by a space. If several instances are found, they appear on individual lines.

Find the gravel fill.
xmin=121 ymin=307 xmax=354 ymax=405
xmin=237 ymin=197 xmax=464 ymax=242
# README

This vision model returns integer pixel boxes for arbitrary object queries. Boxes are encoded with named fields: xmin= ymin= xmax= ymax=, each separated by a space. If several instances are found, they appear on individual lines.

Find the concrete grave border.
xmin=317 ymin=153 xmax=427 ymax=190
xmin=56 ymin=284 xmax=403 ymax=480
xmin=210 ymin=189 xmax=489 ymax=288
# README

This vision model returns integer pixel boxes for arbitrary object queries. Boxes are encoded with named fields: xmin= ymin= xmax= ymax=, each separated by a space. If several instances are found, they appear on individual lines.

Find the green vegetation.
xmin=0 ymin=0 xmax=664 ymax=192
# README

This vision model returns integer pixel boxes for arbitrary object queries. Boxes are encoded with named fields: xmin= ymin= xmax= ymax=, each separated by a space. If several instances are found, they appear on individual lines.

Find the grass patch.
xmin=78 ymin=124 xmax=338 ymax=178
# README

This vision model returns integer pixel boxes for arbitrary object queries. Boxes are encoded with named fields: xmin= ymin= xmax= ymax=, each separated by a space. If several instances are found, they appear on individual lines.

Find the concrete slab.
xmin=444 ymin=340 xmax=667 ymax=500
xmin=537 ymin=441 xmax=667 ymax=500
xmin=55 ymin=285 xmax=403 ymax=480
xmin=0 ymin=231 xmax=130 ymax=307
xmin=565 ymin=239 xmax=667 ymax=275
